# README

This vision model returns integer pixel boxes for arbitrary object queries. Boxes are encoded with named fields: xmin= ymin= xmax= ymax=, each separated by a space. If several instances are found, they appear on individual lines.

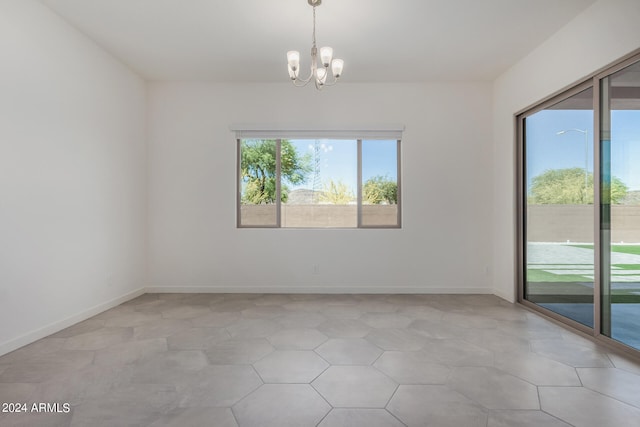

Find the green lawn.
xmin=526 ymin=244 xmax=640 ymax=302
xmin=571 ymin=244 xmax=640 ymax=256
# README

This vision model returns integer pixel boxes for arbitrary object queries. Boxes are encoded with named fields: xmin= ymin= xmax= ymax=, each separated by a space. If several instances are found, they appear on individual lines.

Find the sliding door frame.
xmin=516 ymin=48 xmax=640 ymax=357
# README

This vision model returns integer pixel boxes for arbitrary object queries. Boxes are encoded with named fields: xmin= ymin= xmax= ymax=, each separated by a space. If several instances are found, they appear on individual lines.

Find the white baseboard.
xmin=493 ymin=287 xmax=516 ymax=303
xmin=144 ymin=285 xmax=493 ymax=295
xmin=0 ymin=288 xmax=145 ymax=357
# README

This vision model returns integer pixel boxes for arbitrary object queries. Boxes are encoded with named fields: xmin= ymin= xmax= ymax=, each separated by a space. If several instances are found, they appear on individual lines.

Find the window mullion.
xmin=276 ymin=138 xmax=282 ymax=228
xmin=357 ymin=139 xmax=362 ymax=228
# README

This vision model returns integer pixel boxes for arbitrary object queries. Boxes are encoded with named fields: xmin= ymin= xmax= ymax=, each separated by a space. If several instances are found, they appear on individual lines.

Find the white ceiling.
xmin=39 ymin=0 xmax=597 ymax=83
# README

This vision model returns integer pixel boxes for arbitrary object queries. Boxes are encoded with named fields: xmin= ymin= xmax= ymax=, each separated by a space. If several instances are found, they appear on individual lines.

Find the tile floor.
xmin=1 ymin=293 xmax=640 ymax=426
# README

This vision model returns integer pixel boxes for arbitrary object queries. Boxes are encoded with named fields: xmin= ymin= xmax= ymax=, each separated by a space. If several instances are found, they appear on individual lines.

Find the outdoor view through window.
xmin=238 ymin=138 xmax=400 ymax=228
xmin=523 ymin=58 xmax=640 ymax=351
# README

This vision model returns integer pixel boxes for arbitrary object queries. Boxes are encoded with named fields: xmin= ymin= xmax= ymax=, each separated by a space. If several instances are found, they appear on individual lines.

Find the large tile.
xmin=232 ymin=384 xmax=330 ymax=427
xmin=315 ymin=338 xmax=383 ymax=365
xmin=93 ymin=338 xmax=167 ymax=366
xmin=149 ymin=407 xmax=238 ymax=427
xmin=487 ymin=410 xmax=571 ymax=427
xmin=468 ymin=306 xmax=529 ymax=322
xmin=0 ymin=411 xmax=73 ymax=427
xmin=180 ymin=294 xmax=226 ymax=306
xmin=241 ymin=305 xmax=288 ymax=319
xmin=365 ymin=329 xmax=427 ymax=351
xmin=133 ymin=319 xmax=192 ymax=340
xmin=226 ymin=319 xmax=279 ymax=339
xmin=205 ymin=338 xmax=274 ymax=364
xmin=0 ymin=382 xmax=36 ymax=403
xmin=253 ymin=351 xmax=329 ymax=383
xmin=497 ymin=319 xmax=564 ymax=341
xmin=3 ymin=293 xmax=639 ymax=427
xmin=356 ymin=301 xmax=399 ymax=314
xmin=318 ymin=409 xmax=405 ymax=427
xmin=210 ymin=299 xmax=257 ymax=313
xmin=384 ymin=294 xmax=433 ymax=305
xmin=0 ymin=351 xmax=94 ymax=383
xmin=494 ymin=351 xmax=581 ymax=386
xmin=312 ymin=366 xmax=397 ymax=408
xmin=539 ymin=386 xmax=640 ymax=427
xmin=130 ymin=300 xmax=183 ymax=315
xmin=387 ymin=384 xmax=487 ymax=427
xmin=190 ymin=311 xmax=241 ymax=328
xmin=104 ymin=312 xmax=162 ymax=327
xmin=422 ymin=338 xmax=494 ymax=367
xmin=464 ymin=329 xmax=532 ymax=354
xmin=320 ymin=305 xmax=364 ymax=319
xmin=252 ymin=294 xmax=294 ymax=306
xmin=442 ymin=312 xmax=498 ymax=330
xmin=0 ymin=339 xmax=67 ymax=364
xmin=577 ymin=367 xmax=640 ymax=408
xmin=149 ymin=408 xmax=238 ymax=427
xmin=284 ymin=300 xmax=332 ymax=312
xmin=317 ymin=319 xmax=372 ymax=338
xmin=31 ymin=364 xmax=134 ymax=405
xmin=63 ymin=327 xmax=133 ymax=351
xmin=161 ymin=305 xmax=212 ymax=320
xmin=447 ymin=367 xmax=539 ymax=410
xmin=360 ymin=313 xmax=412 ymax=329
xmin=531 ymin=338 xmax=613 ymax=367
xmin=608 ymin=352 xmax=640 ymax=375
xmin=167 ymin=327 xmax=230 ymax=350
xmin=267 ymin=328 xmax=328 ymax=350
xmin=70 ymin=383 xmax=179 ymax=427
xmin=409 ymin=319 xmax=473 ymax=340
xmin=398 ymin=305 xmax=445 ymax=322
xmin=178 ymin=365 xmax=262 ymax=407
xmin=274 ymin=312 xmax=328 ymax=329
xmin=131 ymin=351 xmax=208 ymax=385
xmin=373 ymin=351 xmax=450 ymax=384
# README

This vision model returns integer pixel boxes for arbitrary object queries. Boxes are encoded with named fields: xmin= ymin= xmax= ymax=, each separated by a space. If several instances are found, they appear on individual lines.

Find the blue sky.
xmin=526 ymin=109 xmax=640 ymax=191
xmin=288 ymin=139 xmax=398 ymax=192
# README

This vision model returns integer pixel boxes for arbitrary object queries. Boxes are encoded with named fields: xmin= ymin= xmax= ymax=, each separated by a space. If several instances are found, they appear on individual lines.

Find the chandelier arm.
xmin=292 ymin=79 xmax=311 ymax=87
xmin=293 ymin=68 xmax=315 ymax=85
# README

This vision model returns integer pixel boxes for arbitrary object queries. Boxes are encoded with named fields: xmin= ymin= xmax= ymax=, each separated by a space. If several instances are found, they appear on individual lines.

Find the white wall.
xmin=492 ymin=0 xmax=640 ymax=302
xmin=0 ymin=0 xmax=147 ymax=355
xmin=148 ymin=82 xmax=493 ymax=294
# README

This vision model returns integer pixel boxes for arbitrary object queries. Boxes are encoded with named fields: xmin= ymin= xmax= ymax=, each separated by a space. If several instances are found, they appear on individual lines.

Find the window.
xmin=237 ymin=134 xmax=401 ymax=228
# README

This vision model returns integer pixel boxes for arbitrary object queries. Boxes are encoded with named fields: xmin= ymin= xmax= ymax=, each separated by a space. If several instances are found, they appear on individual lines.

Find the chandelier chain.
xmin=312 ymin=6 xmax=317 ymax=48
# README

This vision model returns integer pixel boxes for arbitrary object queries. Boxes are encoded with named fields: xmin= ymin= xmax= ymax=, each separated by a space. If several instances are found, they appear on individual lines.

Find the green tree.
xmin=319 ymin=179 xmax=354 ymax=204
xmin=363 ymin=175 xmax=398 ymax=204
xmin=529 ymin=167 xmax=627 ymax=204
xmin=241 ymin=139 xmax=311 ymax=203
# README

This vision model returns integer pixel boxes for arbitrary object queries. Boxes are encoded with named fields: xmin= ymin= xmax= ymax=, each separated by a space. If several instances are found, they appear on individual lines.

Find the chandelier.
xmin=286 ymin=0 xmax=344 ymax=90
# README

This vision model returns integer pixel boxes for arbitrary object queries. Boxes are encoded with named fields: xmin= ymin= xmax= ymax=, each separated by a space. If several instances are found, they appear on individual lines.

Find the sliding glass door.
xmin=600 ymin=59 xmax=640 ymax=349
xmin=523 ymin=86 xmax=595 ymax=328
xmin=519 ymin=52 xmax=640 ymax=353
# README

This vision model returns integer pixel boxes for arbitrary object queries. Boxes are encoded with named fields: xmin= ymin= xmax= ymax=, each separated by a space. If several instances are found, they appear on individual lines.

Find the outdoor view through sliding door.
xmin=600 ymin=60 xmax=640 ymax=350
xmin=524 ymin=86 xmax=595 ymax=328
xmin=521 ymin=53 xmax=640 ymax=352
